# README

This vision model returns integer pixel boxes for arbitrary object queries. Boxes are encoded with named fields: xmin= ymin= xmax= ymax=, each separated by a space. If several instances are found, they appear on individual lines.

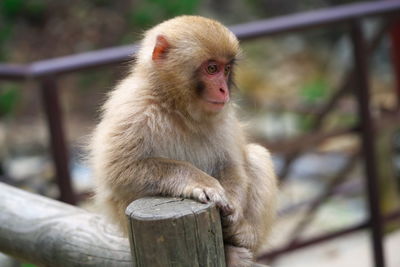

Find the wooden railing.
xmin=0 ymin=182 xmax=268 ymax=267
xmin=0 ymin=182 xmax=131 ymax=267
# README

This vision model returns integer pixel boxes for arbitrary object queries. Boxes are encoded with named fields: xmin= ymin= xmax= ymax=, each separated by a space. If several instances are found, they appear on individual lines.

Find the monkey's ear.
xmin=152 ymin=35 xmax=170 ymax=61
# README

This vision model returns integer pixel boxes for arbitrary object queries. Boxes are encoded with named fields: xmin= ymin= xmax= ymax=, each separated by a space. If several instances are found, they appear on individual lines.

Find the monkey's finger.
xmin=192 ymin=187 xmax=209 ymax=203
xmin=205 ymin=189 xmax=234 ymax=216
xmin=204 ymin=188 xmax=225 ymax=204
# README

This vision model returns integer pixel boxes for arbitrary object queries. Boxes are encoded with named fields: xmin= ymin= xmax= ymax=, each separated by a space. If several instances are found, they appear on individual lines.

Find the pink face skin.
xmin=199 ymin=59 xmax=232 ymax=113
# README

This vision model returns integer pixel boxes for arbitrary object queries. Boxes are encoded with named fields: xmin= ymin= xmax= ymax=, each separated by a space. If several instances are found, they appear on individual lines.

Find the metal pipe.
xmin=230 ymin=0 xmax=400 ymax=39
xmin=258 ymin=209 xmax=400 ymax=262
xmin=350 ymin=20 xmax=385 ymax=267
xmin=1 ymin=1 xmax=400 ymax=79
xmin=40 ymin=78 xmax=76 ymax=205
xmin=389 ymin=19 xmax=400 ymax=108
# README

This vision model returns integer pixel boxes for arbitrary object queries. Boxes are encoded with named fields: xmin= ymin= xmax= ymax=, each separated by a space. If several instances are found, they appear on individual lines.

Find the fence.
xmin=0 ymin=182 xmax=268 ymax=267
xmin=1 ymin=1 xmax=400 ymax=266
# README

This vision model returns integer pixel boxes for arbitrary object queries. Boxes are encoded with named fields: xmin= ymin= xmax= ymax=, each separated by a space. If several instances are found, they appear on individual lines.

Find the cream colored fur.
xmin=89 ymin=16 xmax=277 ymax=267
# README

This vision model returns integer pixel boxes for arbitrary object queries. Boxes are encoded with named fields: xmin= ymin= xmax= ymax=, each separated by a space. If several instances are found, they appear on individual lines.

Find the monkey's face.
xmin=145 ymin=16 xmax=240 ymax=117
xmin=150 ymin=33 xmax=237 ymax=116
xmin=196 ymin=59 xmax=233 ymax=113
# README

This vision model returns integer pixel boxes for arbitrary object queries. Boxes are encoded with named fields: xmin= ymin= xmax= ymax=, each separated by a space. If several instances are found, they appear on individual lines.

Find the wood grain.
xmin=126 ymin=197 xmax=226 ymax=267
xmin=0 ymin=182 xmax=132 ymax=267
xmin=0 ymin=183 xmax=268 ymax=267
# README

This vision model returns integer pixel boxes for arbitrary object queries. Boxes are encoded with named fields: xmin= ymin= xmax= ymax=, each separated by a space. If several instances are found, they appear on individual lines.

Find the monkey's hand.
xmin=187 ymin=183 xmax=234 ymax=217
xmin=117 ymin=157 xmax=235 ymax=217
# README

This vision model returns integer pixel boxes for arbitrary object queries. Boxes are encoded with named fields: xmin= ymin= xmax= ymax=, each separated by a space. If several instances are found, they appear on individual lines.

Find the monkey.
xmin=89 ymin=15 xmax=278 ymax=267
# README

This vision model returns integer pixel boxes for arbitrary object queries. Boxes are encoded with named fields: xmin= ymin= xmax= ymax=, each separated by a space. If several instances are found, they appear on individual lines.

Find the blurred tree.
xmin=301 ymin=78 xmax=329 ymax=105
xmin=245 ymin=0 xmax=370 ymax=18
xmin=0 ymin=85 xmax=20 ymax=118
xmin=1 ymin=0 xmax=47 ymax=25
xmin=129 ymin=0 xmax=200 ymax=28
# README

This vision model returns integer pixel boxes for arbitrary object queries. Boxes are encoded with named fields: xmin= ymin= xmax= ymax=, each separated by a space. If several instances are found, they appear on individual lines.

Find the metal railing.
xmin=1 ymin=1 xmax=400 ymax=266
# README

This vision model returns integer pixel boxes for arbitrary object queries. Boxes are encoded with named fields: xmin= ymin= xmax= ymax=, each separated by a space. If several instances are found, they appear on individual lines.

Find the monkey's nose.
xmin=218 ymin=85 xmax=229 ymax=102
xmin=220 ymin=86 xmax=230 ymax=96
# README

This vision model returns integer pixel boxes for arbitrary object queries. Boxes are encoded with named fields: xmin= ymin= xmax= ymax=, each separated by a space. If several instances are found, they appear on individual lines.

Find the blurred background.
xmin=0 ymin=0 xmax=399 ymax=266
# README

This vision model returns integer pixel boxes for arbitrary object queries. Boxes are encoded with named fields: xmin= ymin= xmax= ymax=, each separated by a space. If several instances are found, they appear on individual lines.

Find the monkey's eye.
xmin=224 ymin=65 xmax=231 ymax=76
xmin=206 ymin=63 xmax=219 ymax=74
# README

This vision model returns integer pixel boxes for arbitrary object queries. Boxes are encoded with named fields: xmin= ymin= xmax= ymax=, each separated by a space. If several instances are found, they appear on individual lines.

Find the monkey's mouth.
xmin=207 ymin=100 xmax=226 ymax=105
xmin=203 ymin=99 xmax=228 ymax=112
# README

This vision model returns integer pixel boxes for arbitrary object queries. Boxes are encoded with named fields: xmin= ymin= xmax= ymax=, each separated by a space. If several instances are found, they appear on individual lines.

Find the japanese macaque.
xmin=90 ymin=16 xmax=277 ymax=266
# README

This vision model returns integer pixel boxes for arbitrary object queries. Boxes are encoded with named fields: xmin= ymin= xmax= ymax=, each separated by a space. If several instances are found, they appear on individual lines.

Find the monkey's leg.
xmin=243 ymin=143 xmax=277 ymax=250
xmin=225 ymin=245 xmax=253 ymax=267
xmin=223 ymin=144 xmax=277 ymax=266
xmin=222 ymin=219 xmax=256 ymax=267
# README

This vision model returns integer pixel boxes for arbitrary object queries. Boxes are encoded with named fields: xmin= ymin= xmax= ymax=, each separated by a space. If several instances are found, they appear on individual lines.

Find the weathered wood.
xmin=0 ymin=182 xmax=132 ymax=267
xmin=0 ymin=182 xmax=267 ymax=266
xmin=0 ymin=252 xmax=20 ymax=267
xmin=126 ymin=197 xmax=226 ymax=267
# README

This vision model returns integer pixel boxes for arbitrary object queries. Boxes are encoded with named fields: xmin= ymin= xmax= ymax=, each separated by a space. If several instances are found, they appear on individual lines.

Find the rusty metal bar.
xmin=231 ymin=0 xmax=400 ymax=40
xmin=0 ymin=45 xmax=136 ymax=80
xmin=258 ymin=208 xmax=400 ymax=263
xmin=279 ymin=21 xmax=390 ymax=181
xmin=40 ymin=78 xmax=75 ymax=205
xmin=287 ymin=152 xmax=359 ymax=244
xmin=278 ymin=20 xmax=392 ymax=241
xmin=0 ymin=1 xmax=400 ymax=80
xmin=350 ymin=20 xmax=385 ymax=267
xmin=389 ymin=19 xmax=400 ymax=108
xmin=29 ymin=45 xmax=137 ymax=77
xmin=0 ymin=65 xmax=29 ymax=80
xmin=261 ymin=221 xmax=368 ymax=262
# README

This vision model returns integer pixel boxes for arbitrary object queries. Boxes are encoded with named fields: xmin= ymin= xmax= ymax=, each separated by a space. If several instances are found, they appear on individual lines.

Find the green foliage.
xmin=298 ymin=78 xmax=329 ymax=131
xmin=0 ymin=23 xmax=13 ymax=61
xmin=93 ymin=0 xmax=112 ymax=7
xmin=300 ymin=78 xmax=329 ymax=104
xmin=1 ymin=0 xmax=46 ymax=23
xmin=0 ymin=23 xmax=13 ymax=43
xmin=24 ymin=0 xmax=46 ymax=24
xmin=0 ymin=0 xmax=47 ymax=59
xmin=298 ymin=114 xmax=314 ymax=132
xmin=0 ymin=84 xmax=20 ymax=117
xmin=78 ymin=69 xmax=113 ymax=89
xmin=129 ymin=0 xmax=200 ymax=28
xmin=130 ymin=4 xmax=159 ymax=28
xmin=21 ymin=264 xmax=37 ymax=267
xmin=1 ymin=0 xmax=24 ymax=19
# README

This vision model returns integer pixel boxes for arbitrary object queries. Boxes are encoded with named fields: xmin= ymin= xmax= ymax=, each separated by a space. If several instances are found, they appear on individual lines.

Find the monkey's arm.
xmin=110 ymin=157 xmax=233 ymax=215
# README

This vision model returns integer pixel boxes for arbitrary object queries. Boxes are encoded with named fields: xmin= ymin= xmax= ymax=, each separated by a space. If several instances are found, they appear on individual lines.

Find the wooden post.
xmin=125 ymin=197 xmax=226 ymax=267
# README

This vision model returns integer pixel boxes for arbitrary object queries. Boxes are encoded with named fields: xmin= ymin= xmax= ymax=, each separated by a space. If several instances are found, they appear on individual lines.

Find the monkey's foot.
xmin=223 ymin=221 xmax=258 ymax=250
xmin=221 ymin=205 xmax=242 ymax=227
xmin=225 ymin=245 xmax=253 ymax=267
